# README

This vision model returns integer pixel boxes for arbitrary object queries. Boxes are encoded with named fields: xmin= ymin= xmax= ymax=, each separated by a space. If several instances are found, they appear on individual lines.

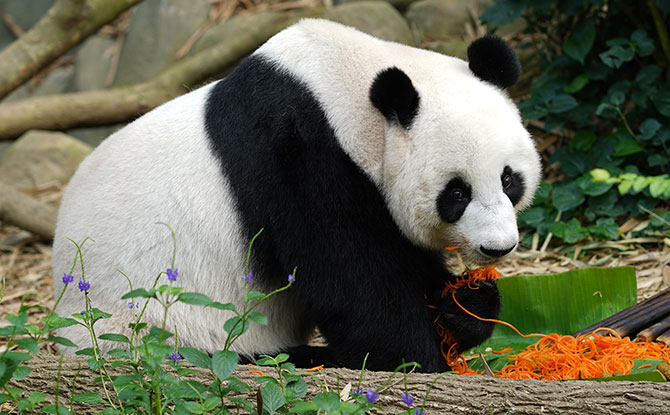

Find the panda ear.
xmin=369 ymin=67 xmax=420 ymax=130
xmin=467 ymin=35 xmax=521 ymax=89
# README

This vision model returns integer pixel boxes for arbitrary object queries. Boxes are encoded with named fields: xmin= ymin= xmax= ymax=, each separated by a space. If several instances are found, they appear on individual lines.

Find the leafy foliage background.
xmin=482 ymin=0 xmax=670 ymax=246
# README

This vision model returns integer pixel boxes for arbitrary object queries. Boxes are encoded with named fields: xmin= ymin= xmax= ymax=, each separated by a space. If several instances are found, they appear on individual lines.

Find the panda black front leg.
xmin=436 ymin=280 xmax=501 ymax=353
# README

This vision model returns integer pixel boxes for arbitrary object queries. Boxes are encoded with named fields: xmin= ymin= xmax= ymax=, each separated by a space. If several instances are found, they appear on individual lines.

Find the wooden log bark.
xmin=10 ymin=354 xmax=670 ymax=414
xmin=0 ymin=0 xmax=145 ymax=101
xmin=0 ymin=182 xmax=56 ymax=240
xmin=0 ymin=12 xmax=296 ymax=140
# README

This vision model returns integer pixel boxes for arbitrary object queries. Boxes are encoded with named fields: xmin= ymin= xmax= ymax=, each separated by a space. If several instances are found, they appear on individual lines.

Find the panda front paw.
xmin=436 ymin=280 xmax=500 ymax=352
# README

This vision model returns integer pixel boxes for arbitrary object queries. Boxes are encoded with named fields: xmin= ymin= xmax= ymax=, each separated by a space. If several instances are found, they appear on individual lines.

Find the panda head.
xmin=370 ymin=36 xmax=541 ymax=265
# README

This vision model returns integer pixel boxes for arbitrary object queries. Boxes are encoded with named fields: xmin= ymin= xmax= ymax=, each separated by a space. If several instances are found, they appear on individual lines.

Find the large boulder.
xmin=324 ymin=1 xmax=415 ymax=45
xmin=0 ymin=130 xmax=92 ymax=189
xmin=405 ymin=0 xmax=473 ymax=38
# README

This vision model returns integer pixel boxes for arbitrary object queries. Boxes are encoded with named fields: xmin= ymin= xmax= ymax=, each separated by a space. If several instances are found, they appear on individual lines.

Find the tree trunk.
xmin=0 ymin=0 xmax=145 ymax=101
xmin=10 ymin=354 xmax=670 ymax=414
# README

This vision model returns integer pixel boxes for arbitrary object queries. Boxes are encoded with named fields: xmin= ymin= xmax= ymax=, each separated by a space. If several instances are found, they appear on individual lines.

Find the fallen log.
xmin=0 ymin=182 xmax=56 ymax=240
xmin=8 ymin=354 xmax=670 ymax=414
xmin=0 ymin=11 xmax=298 ymax=140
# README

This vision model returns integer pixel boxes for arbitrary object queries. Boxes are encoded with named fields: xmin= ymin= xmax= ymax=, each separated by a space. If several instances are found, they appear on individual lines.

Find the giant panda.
xmin=52 ymin=19 xmax=541 ymax=372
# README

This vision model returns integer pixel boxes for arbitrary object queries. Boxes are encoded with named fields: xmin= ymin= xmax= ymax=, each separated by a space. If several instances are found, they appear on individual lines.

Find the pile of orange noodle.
xmin=435 ymin=257 xmax=670 ymax=380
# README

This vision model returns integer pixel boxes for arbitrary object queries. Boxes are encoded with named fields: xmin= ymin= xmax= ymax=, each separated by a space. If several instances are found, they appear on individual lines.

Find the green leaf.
xmin=599 ymin=45 xmax=635 ymax=68
xmin=72 ymin=392 xmax=104 ymax=403
xmin=42 ymin=404 xmax=72 ymax=415
xmin=550 ymin=218 xmax=589 ymax=243
xmin=313 ymin=391 xmax=341 ymax=412
xmin=577 ymin=175 xmax=612 ymax=196
xmin=612 ymin=139 xmax=644 ymax=156
xmin=98 ymin=333 xmax=130 ymax=343
xmin=289 ymin=401 xmax=318 ymax=413
xmin=589 ymin=217 xmax=619 ymax=240
xmin=261 ymin=382 xmax=286 ymax=414
xmin=247 ymin=312 xmax=268 ymax=326
xmin=179 ymin=347 xmax=211 ymax=369
xmin=15 ymin=338 xmax=39 ymax=354
xmin=563 ymin=20 xmax=595 ymax=64
xmin=223 ymin=316 xmax=248 ymax=337
xmin=207 ymin=301 xmax=236 ymax=311
xmin=571 ymin=131 xmax=597 ymax=151
xmin=120 ymin=288 xmax=156 ymax=300
xmin=177 ymin=292 xmax=213 ymax=306
xmin=0 ymin=359 xmax=16 ymax=388
xmin=639 ymin=118 xmax=661 ymax=141
xmin=13 ymin=365 xmax=30 ymax=380
xmin=631 ymin=29 xmax=654 ymax=57
xmin=479 ymin=0 xmax=526 ymax=26
xmin=246 ymin=291 xmax=266 ymax=301
xmin=590 ymin=168 xmax=611 ymax=182
xmin=474 ymin=267 xmax=636 ymax=353
xmin=212 ymin=350 xmax=238 ymax=380
xmin=618 ymin=179 xmax=634 ymax=194
xmin=47 ymin=335 xmax=77 ymax=348
xmin=284 ymin=376 xmax=308 ymax=400
xmin=564 ymin=74 xmax=589 ymax=94
xmin=635 ymin=65 xmax=661 ymax=85
xmin=27 ymin=392 xmax=47 ymax=405
xmin=649 ymin=178 xmax=670 ymax=198
xmin=548 ymin=94 xmax=578 ymax=113
xmin=552 ymin=182 xmax=585 ymax=211
xmin=518 ymin=207 xmax=548 ymax=227
xmin=631 ymin=176 xmax=651 ymax=193
xmin=652 ymin=87 xmax=670 ymax=116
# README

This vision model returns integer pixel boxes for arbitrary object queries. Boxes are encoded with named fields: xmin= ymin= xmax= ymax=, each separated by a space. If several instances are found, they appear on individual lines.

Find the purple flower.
xmin=128 ymin=301 xmax=139 ymax=310
xmin=170 ymin=353 xmax=181 ymax=364
xmin=288 ymin=274 xmax=295 ymax=283
xmin=415 ymin=409 xmax=425 ymax=415
xmin=78 ymin=280 xmax=90 ymax=292
xmin=365 ymin=389 xmax=378 ymax=404
xmin=401 ymin=392 xmax=414 ymax=407
xmin=62 ymin=273 xmax=74 ymax=284
xmin=352 ymin=388 xmax=363 ymax=396
xmin=167 ymin=268 xmax=178 ymax=281
xmin=241 ymin=272 xmax=252 ymax=283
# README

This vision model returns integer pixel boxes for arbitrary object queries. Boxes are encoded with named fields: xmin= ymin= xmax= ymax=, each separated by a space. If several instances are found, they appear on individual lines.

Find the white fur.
xmin=53 ymin=84 xmax=313 ymax=355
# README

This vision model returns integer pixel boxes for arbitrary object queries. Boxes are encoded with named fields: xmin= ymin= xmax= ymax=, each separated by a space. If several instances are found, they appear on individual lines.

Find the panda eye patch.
xmin=437 ymin=177 xmax=472 ymax=223
xmin=502 ymin=166 xmax=525 ymax=206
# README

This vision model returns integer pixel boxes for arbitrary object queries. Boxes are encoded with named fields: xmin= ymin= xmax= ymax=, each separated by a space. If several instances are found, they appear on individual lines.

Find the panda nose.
xmin=480 ymin=244 xmax=516 ymax=258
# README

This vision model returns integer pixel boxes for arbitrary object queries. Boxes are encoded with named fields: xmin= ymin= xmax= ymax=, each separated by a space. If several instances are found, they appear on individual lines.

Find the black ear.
xmin=467 ymin=35 xmax=521 ymax=89
xmin=369 ymin=67 xmax=420 ymax=129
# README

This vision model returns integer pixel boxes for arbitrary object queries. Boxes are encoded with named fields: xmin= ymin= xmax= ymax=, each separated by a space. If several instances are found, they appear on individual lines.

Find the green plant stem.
xmin=223 ymin=282 xmax=292 ymax=350
xmin=648 ymin=0 xmax=670 ymax=66
xmin=68 ymin=362 xmax=83 ymax=413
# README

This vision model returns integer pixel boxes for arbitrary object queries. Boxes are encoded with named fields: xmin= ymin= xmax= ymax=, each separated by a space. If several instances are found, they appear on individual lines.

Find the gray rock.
xmin=0 ymin=0 xmax=55 ymax=50
xmin=427 ymin=39 xmax=469 ymax=60
xmin=113 ymin=0 xmax=211 ymax=87
xmin=334 ymin=0 xmax=421 ymax=12
xmin=406 ymin=0 xmax=473 ymax=38
xmin=67 ymin=124 xmax=125 ymax=148
xmin=74 ymin=35 xmax=117 ymax=92
xmin=324 ymin=1 xmax=415 ymax=45
xmin=0 ymin=130 xmax=92 ymax=189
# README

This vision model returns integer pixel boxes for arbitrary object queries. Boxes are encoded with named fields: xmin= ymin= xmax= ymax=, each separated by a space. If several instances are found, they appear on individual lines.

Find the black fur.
xmin=204 ymin=56 xmax=498 ymax=372
xmin=502 ymin=165 xmax=525 ymax=206
xmin=369 ymin=67 xmax=420 ymax=129
xmin=467 ymin=35 xmax=521 ymax=89
xmin=436 ymin=177 xmax=472 ymax=223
